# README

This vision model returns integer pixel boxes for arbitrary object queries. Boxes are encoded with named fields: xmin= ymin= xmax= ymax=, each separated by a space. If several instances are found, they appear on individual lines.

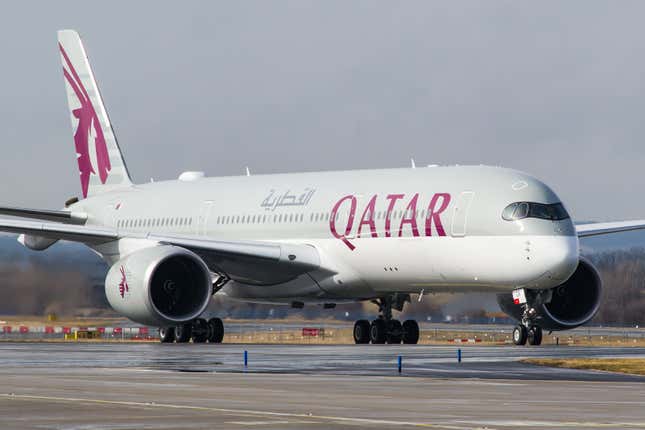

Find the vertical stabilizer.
xmin=57 ymin=29 xmax=132 ymax=198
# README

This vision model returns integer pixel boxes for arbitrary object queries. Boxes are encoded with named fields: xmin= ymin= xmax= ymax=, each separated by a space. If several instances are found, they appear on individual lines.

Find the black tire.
xmin=386 ymin=320 xmax=402 ymax=344
xmin=175 ymin=323 xmax=192 ymax=343
xmin=353 ymin=320 xmax=371 ymax=344
xmin=370 ymin=319 xmax=387 ymax=344
xmin=159 ymin=327 xmax=175 ymax=343
xmin=192 ymin=318 xmax=209 ymax=343
xmin=208 ymin=317 xmax=224 ymax=343
xmin=512 ymin=325 xmax=527 ymax=346
xmin=402 ymin=320 xmax=420 ymax=344
xmin=528 ymin=326 xmax=543 ymax=346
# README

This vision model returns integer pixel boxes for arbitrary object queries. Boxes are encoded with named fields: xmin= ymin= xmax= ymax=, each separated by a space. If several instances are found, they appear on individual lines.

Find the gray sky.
xmin=1 ymin=1 xmax=644 ymax=221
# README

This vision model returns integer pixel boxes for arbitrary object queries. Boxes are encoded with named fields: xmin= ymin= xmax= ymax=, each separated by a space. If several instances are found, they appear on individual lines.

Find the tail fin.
xmin=57 ymin=29 xmax=132 ymax=198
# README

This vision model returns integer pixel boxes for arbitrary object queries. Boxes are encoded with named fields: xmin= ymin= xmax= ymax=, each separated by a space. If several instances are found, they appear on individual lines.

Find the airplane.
xmin=1 ymin=29 xmax=644 ymax=345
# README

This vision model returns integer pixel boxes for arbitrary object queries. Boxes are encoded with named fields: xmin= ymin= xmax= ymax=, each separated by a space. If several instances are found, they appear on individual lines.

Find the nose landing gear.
xmin=512 ymin=324 xmax=543 ymax=346
xmin=353 ymin=295 xmax=420 ymax=345
xmin=511 ymin=288 xmax=547 ymax=346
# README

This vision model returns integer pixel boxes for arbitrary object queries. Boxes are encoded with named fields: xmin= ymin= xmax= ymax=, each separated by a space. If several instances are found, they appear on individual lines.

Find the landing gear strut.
xmin=511 ymin=288 xmax=546 ymax=346
xmin=158 ymin=317 xmax=225 ymax=344
xmin=353 ymin=294 xmax=420 ymax=345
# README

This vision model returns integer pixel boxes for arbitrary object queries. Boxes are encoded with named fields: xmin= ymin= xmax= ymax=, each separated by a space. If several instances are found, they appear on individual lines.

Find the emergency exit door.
xmin=451 ymin=191 xmax=474 ymax=237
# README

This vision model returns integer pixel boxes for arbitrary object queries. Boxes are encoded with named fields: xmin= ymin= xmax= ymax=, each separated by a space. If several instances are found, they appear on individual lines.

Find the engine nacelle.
xmin=497 ymin=258 xmax=602 ymax=331
xmin=105 ymin=245 xmax=212 ymax=326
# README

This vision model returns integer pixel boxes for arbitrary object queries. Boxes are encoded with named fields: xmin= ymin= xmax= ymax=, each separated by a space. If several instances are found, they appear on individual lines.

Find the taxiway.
xmin=1 ymin=343 xmax=644 ymax=429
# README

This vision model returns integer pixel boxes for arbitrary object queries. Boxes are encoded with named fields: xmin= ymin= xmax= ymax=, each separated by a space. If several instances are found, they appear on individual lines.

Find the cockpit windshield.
xmin=502 ymin=202 xmax=569 ymax=221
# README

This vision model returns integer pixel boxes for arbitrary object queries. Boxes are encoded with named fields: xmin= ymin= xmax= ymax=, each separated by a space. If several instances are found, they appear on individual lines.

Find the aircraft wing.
xmin=0 ymin=218 xmax=320 ymax=285
xmin=0 ymin=205 xmax=87 ymax=224
xmin=0 ymin=218 xmax=115 ymax=244
xmin=147 ymin=234 xmax=320 ymax=285
xmin=576 ymin=220 xmax=645 ymax=238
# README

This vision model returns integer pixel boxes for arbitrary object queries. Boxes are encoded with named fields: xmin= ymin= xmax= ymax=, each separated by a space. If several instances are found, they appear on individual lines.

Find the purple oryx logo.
xmin=59 ymin=43 xmax=111 ymax=198
xmin=118 ymin=266 xmax=129 ymax=298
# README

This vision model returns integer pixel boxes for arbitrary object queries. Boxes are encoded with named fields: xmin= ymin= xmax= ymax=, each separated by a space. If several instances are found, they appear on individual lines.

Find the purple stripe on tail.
xmin=59 ymin=43 xmax=111 ymax=198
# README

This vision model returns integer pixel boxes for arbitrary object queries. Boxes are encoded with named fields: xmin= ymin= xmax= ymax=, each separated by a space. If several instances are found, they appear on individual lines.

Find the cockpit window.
xmin=502 ymin=202 xmax=569 ymax=221
xmin=515 ymin=202 xmax=529 ymax=219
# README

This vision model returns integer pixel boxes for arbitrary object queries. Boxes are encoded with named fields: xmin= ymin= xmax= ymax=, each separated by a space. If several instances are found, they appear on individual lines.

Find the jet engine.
xmin=497 ymin=258 xmax=602 ymax=331
xmin=105 ymin=245 xmax=212 ymax=326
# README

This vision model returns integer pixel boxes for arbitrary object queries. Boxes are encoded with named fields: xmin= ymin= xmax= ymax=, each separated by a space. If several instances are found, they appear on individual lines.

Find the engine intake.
xmin=105 ymin=246 xmax=211 ymax=326
xmin=497 ymin=258 xmax=602 ymax=331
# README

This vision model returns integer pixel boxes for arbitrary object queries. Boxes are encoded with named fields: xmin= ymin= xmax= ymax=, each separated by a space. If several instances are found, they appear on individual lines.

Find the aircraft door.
xmin=197 ymin=200 xmax=214 ymax=236
xmin=451 ymin=191 xmax=474 ymax=237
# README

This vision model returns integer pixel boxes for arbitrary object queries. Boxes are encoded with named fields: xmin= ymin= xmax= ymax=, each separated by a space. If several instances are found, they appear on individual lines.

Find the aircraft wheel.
xmin=191 ymin=318 xmax=209 ymax=343
xmin=402 ymin=320 xmax=420 ymax=344
xmin=208 ymin=317 xmax=224 ymax=343
xmin=386 ymin=320 xmax=402 ymax=344
xmin=159 ymin=326 xmax=175 ymax=343
xmin=528 ymin=326 xmax=543 ymax=346
xmin=512 ymin=325 xmax=527 ymax=346
xmin=370 ymin=319 xmax=387 ymax=344
xmin=175 ymin=323 xmax=192 ymax=343
xmin=353 ymin=320 xmax=371 ymax=344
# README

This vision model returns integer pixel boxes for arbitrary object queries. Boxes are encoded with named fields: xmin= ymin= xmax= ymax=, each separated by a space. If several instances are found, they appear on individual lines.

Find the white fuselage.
xmin=75 ymin=165 xmax=580 ymax=304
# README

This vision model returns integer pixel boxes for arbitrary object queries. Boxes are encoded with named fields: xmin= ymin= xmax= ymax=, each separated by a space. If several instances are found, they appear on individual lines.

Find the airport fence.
xmin=0 ymin=325 xmax=158 ymax=341
xmin=2 ymin=322 xmax=644 ymax=344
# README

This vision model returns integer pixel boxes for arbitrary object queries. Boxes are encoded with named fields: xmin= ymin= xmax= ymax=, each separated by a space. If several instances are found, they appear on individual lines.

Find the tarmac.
xmin=1 ymin=343 xmax=645 ymax=429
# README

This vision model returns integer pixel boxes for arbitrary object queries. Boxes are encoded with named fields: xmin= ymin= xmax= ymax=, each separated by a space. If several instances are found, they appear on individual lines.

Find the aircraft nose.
xmin=547 ymin=234 xmax=579 ymax=281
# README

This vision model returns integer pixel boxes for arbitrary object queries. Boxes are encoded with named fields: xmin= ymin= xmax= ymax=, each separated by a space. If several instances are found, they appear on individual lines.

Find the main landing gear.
xmin=353 ymin=295 xmax=420 ymax=345
xmin=159 ymin=317 xmax=224 ymax=344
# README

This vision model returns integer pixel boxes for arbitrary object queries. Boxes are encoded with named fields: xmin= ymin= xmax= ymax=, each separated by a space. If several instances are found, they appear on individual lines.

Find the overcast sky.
xmin=0 ymin=1 xmax=644 ymax=221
